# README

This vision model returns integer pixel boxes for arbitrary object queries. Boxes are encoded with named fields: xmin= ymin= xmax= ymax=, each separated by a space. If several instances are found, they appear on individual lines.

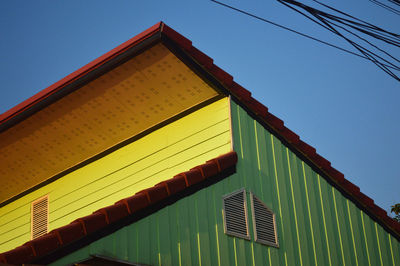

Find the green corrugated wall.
xmin=51 ymin=100 xmax=400 ymax=266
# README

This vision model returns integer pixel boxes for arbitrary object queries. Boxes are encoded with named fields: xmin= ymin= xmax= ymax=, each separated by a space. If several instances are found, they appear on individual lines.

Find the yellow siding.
xmin=0 ymin=98 xmax=231 ymax=252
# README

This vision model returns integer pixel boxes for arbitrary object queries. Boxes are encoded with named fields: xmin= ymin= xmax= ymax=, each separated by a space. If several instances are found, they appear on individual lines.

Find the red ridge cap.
xmin=24 ymin=233 xmax=61 ymax=258
xmin=188 ymin=46 xmax=214 ymax=69
xmin=0 ymin=253 xmax=6 ymax=264
xmin=264 ymin=112 xmax=284 ymax=130
xmin=176 ymin=169 xmax=204 ymax=187
xmin=326 ymin=167 xmax=345 ymax=184
xmin=165 ymin=176 xmax=187 ymax=195
xmin=280 ymin=127 xmax=300 ymax=144
xmin=209 ymin=65 xmax=234 ymax=87
xmin=76 ymin=212 xmax=108 ymax=234
xmin=230 ymin=82 xmax=252 ymax=102
xmin=116 ymin=193 xmax=150 ymax=214
xmin=311 ymin=153 xmax=331 ymax=170
xmin=0 ymin=151 xmax=237 ymax=265
xmin=94 ymin=202 xmax=130 ymax=224
xmin=162 ymin=24 xmax=192 ymax=51
xmin=358 ymin=192 xmax=375 ymax=208
xmin=51 ymin=222 xmax=85 ymax=246
xmin=1 ymin=245 xmax=35 ymax=265
xmin=341 ymin=179 xmax=360 ymax=195
xmin=249 ymin=99 xmax=269 ymax=117
xmin=295 ymin=140 xmax=316 ymax=157
xmin=141 ymin=185 xmax=169 ymax=204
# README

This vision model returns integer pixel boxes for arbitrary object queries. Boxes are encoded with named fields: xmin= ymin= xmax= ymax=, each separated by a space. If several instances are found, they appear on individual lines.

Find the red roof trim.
xmin=0 ymin=22 xmax=162 ymax=126
xmin=0 ymin=151 xmax=238 ymax=265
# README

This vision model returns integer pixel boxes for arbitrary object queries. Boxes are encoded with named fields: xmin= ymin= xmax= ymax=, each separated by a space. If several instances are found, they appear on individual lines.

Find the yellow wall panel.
xmin=0 ymin=98 xmax=231 ymax=252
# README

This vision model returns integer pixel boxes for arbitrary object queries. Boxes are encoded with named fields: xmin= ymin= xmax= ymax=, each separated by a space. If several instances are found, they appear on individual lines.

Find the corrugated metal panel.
xmin=0 ymin=98 xmax=231 ymax=253
xmin=228 ymin=100 xmax=400 ymax=266
xmin=50 ymin=100 xmax=399 ymax=266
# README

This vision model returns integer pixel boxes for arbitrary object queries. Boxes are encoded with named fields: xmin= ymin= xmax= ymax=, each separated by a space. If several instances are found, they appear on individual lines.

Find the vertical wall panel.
xmin=303 ymin=163 xmax=330 ymax=266
xmin=50 ymin=100 xmax=400 ymax=266
xmin=391 ymin=234 xmax=400 ymax=265
xmin=333 ymin=190 xmax=355 ymax=266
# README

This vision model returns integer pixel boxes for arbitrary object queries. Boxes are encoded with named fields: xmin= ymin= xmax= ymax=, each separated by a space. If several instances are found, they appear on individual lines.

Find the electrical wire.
xmin=288 ymin=0 xmax=400 ymax=44
xmin=311 ymin=0 xmax=400 ymax=38
xmin=368 ymin=0 xmax=400 ymax=15
xmin=278 ymin=0 xmax=400 ymax=71
xmin=277 ymin=0 xmax=400 ymax=81
xmin=210 ymin=0 xmax=399 ymax=71
xmin=388 ymin=0 xmax=400 ymax=7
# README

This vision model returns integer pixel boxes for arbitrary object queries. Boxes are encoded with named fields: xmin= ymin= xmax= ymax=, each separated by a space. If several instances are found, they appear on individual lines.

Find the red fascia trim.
xmin=0 ymin=22 xmax=163 ymax=126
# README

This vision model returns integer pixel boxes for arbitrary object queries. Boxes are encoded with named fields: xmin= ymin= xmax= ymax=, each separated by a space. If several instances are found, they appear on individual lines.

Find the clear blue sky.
xmin=0 ymin=1 xmax=399 ymax=215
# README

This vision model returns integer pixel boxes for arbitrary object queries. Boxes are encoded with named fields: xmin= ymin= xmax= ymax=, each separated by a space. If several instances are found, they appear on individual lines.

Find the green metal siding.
xmin=51 ymin=100 xmax=400 ymax=266
xmin=229 ymin=100 xmax=400 ymax=266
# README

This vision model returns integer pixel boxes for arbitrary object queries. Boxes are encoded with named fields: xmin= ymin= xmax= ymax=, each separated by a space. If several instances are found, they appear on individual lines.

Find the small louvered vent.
xmin=222 ymin=189 xmax=250 ymax=239
xmin=251 ymin=194 xmax=278 ymax=247
xmin=31 ymin=196 xmax=49 ymax=240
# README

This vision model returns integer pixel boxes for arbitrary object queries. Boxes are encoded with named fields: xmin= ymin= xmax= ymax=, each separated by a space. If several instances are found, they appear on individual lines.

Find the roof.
xmin=0 ymin=151 xmax=238 ymax=265
xmin=0 ymin=21 xmax=399 ymax=264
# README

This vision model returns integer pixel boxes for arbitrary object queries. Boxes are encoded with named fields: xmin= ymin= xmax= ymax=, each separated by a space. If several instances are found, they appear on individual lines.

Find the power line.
xmin=368 ymin=0 xmax=400 ymax=16
xmin=210 ymin=0 xmax=399 ymax=71
xmin=277 ymin=0 xmax=400 ymax=81
xmin=388 ymin=0 xmax=400 ymax=8
xmin=278 ymin=0 xmax=400 ymax=71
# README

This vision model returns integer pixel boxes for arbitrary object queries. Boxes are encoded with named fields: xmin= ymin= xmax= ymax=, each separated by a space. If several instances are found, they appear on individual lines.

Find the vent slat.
xmin=223 ymin=190 xmax=249 ymax=239
xmin=251 ymin=194 xmax=278 ymax=247
xmin=31 ymin=196 xmax=49 ymax=240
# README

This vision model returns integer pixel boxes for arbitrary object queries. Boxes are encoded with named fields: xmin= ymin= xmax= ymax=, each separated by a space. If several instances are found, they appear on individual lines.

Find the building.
xmin=0 ymin=22 xmax=399 ymax=265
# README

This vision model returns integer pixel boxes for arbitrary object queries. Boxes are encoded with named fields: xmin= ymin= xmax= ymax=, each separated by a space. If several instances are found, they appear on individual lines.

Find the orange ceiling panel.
xmin=0 ymin=43 xmax=219 ymax=204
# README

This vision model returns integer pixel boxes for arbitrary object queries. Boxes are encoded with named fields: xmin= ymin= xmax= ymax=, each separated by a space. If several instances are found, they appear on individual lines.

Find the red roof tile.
xmin=1 ymin=22 xmax=399 ymax=262
xmin=0 ymin=151 xmax=238 ymax=265
xmin=51 ymin=222 xmax=85 ymax=246
xmin=116 ymin=193 xmax=149 ymax=214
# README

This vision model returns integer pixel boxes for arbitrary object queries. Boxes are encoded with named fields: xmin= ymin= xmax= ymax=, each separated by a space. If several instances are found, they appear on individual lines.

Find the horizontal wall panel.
xmin=0 ymin=98 xmax=231 ymax=252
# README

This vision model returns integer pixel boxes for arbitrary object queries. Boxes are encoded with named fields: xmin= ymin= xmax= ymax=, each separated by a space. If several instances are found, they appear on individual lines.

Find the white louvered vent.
xmin=222 ymin=189 xmax=250 ymax=239
xmin=31 ymin=195 xmax=49 ymax=240
xmin=251 ymin=193 xmax=279 ymax=247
